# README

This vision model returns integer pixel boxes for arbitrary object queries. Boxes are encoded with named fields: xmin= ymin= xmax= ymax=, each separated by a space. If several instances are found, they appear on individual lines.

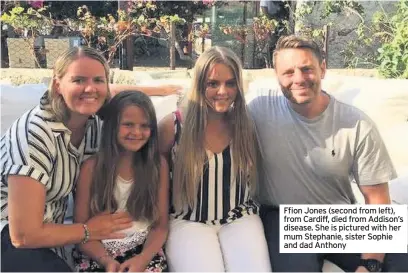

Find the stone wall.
xmin=295 ymin=1 xmax=397 ymax=68
xmin=0 ymin=67 xmax=379 ymax=86
xmin=0 ymin=68 xmax=191 ymax=86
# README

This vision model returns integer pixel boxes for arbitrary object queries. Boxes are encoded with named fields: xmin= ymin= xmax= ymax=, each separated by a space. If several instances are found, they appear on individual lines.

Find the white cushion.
xmin=137 ymin=78 xmax=192 ymax=122
xmin=151 ymin=95 xmax=179 ymax=122
xmin=327 ymin=76 xmax=408 ymax=176
xmin=1 ymin=83 xmax=47 ymax=134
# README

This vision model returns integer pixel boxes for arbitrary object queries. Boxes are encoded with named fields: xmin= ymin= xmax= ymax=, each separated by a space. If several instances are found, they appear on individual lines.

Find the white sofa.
xmin=1 ymin=74 xmax=407 ymax=271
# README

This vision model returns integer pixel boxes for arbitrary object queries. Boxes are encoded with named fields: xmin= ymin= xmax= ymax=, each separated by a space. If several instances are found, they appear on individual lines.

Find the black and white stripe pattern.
xmin=1 ymin=92 xmax=102 ymax=260
xmin=170 ymin=111 xmax=258 ymax=225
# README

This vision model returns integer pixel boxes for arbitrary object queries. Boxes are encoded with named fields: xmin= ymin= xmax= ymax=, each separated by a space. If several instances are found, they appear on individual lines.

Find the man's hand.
xmin=355 ymin=265 xmax=369 ymax=272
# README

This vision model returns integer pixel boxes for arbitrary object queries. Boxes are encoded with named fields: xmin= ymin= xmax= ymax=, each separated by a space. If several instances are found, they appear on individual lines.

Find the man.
xmin=247 ymin=35 xmax=407 ymax=272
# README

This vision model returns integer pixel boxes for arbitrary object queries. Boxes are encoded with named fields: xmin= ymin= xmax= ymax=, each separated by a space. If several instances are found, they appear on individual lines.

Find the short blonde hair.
xmin=273 ymin=35 xmax=324 ymax=68
xmin=48 ymin=47 xmax=110 ymax=122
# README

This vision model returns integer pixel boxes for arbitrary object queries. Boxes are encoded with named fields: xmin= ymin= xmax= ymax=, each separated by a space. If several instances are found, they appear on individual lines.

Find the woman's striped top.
xmin=169 ymin=111 xmax=258 ymax=225
xmin=0 ymin=92 xmax=102 ymax=260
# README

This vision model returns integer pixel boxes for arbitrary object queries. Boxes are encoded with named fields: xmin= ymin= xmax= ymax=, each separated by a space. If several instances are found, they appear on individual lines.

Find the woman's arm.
xmin=119 ymin=156 xmax=170 ymax=272
xmin=109 ymin=84 xmax=182 ymax=97
xmin=7 ymin=162 xmax=132 ymax=249
xmin=8 ymin=175 xmax=89 ymax=248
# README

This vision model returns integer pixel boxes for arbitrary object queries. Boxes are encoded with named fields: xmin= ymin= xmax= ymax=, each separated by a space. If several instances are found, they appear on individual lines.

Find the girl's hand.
xmin=85 ymin=211 xmax=133 ymax=241
xmin=99 ymin=256 xmax=120 ymax=272
xmin=118 ymin=255 xmax=149 ymax=272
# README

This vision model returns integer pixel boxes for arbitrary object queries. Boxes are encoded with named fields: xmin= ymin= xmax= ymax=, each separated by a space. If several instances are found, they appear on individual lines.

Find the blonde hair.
xmin=273 ymin=35 xmax=324 ymax=68
xmin=47 ymin=46 xmax=110 ymax=122
xmin=173 ymin=46 xmax=258 ymax=211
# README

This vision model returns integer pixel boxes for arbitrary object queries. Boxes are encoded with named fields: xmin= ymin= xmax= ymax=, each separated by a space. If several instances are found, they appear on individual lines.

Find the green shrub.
xmin=376 ymin=0 xmax=408 ymax=78
xmin=341 ymin=0 xmax=408 ymax=78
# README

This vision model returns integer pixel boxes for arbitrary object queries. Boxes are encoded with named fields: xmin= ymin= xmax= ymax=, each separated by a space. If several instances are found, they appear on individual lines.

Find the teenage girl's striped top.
xmin=169 ymin=111 xmax=258 ymax=225
xmin=0 ymin=92 xmax=102 ymax=260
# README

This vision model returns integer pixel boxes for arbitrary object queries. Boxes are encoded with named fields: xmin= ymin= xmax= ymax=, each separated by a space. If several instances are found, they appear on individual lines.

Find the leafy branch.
xmin=1 ymin=6 xmax=53 ymax=67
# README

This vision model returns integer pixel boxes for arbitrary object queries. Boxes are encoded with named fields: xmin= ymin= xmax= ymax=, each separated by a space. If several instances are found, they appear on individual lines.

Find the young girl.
xmin=73 ymin=90 xmax=169 ymax=272
xmin=159 ymin=46 xmax=271 ymax=271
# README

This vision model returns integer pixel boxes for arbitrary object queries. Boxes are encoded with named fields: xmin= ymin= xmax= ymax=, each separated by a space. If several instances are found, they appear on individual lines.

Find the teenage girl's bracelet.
xmin=81 ymin=224 xmax=90 ymax=244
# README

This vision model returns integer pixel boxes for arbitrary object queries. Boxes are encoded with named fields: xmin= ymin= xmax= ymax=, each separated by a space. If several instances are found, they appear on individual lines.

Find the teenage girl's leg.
xmin=218 ymin=213 xmax=272 ymax=272
xmin=165 ymin=218 xmax=225 ymax=271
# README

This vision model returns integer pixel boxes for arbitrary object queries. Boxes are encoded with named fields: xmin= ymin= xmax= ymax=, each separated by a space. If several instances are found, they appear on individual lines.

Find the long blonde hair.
xmin=172 ymin=46 xmax=257 ymax=211
xmin=47 ymin=46 xmax=110 ymax=122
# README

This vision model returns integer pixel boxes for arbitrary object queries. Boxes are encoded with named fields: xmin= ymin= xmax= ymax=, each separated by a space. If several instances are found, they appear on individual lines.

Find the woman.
xmin=159 ymin=46 xmax=271 ymax=271
xmin=0 ymin=46 xmax=176 ymax=271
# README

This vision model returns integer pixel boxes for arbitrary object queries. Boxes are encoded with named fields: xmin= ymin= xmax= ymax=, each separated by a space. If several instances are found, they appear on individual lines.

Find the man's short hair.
xmin=273 ymin=35 xmax=325 ymax=67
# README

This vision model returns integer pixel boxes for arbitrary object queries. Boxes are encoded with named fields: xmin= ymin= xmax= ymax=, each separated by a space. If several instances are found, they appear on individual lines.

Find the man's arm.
xmin=356 ymin=183 xmax=391 ymax=272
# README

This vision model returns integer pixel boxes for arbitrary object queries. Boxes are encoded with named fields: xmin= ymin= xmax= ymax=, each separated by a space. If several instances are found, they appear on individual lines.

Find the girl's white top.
xmin=101 ymin=176 xmax=151 ymax=254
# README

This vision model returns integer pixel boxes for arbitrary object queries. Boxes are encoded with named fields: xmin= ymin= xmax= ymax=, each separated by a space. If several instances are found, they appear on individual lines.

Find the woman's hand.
xmin=85 ymin=211 xmax=133 ymax=241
